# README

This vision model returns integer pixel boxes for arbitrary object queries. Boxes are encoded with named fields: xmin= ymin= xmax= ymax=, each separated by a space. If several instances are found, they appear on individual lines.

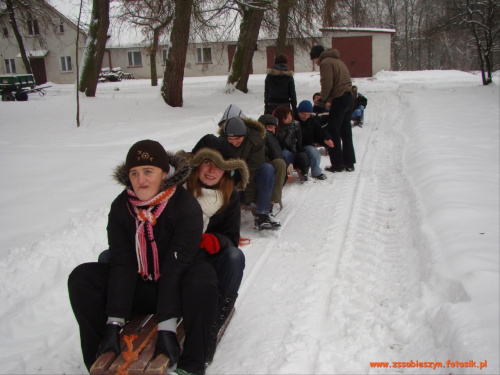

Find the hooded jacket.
xmin=218 ymin=117 xmax=267 ymax=205
xmin=106 ymin=152 xmax=204 ymax=323
xmin=264 ymin=63 xmax=297 ymax=113
xmin=318 ymin=49 xmax=352 ymax=103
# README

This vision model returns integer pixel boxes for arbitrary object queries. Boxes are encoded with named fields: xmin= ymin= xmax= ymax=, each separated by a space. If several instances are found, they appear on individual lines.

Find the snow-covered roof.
xmin=320 ymin=27 xmax=396 ymax=34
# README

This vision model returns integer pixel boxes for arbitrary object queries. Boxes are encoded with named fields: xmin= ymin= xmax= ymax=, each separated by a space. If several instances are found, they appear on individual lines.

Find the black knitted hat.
xmin=125 ymin=140 xmax=170 ymax=172
xmin=310 ymin=45 xmax=325 ymax=60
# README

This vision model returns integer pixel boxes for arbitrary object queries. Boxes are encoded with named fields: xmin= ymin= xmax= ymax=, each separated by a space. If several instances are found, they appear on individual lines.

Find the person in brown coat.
xmin=310 ymin=45 xmax=356 ymax=172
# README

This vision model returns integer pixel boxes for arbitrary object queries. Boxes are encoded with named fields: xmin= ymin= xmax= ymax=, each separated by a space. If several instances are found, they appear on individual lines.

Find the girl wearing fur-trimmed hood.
xmin=68 ymin=140 xmax=218 ymax=375
xmin=181 ymin=134 xmax=249 ymax=363
xmin=264 ymin=54 xmax=298 ymax=115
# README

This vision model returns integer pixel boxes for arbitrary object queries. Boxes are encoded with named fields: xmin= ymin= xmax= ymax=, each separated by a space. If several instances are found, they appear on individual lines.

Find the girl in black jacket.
xmin=185 ymin=134 xmax=250 ymax=364
xmin=264 ymin=55 xmax=297 ymax=115
xmin=68 ymin=140 xmax=218 ymax=375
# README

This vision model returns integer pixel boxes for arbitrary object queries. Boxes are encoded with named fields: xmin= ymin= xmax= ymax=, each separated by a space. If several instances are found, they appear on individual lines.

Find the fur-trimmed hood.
xmin=218 ymin=116 xmax=267 ymax=140
xmin=179 ymin=148 xmax=250 ymax=191
xmin=113 ymin=151 xmax=191 ymax=191
xmin=266 ymin=63 xmax=294 ymax=76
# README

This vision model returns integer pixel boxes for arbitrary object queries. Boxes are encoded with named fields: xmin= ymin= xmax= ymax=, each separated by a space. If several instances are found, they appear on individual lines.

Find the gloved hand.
xmin=200 ymin=233 xmax=220 ymax=255
xmin=287 ymin=163 xmax=295 ymax=176
xmin=96 ymin=324 xmax=121 ymax=358
xmin=154 ymin=330 xmax=181 ymax=365
xmin=313 ymin=98 xmax=327 ymax=113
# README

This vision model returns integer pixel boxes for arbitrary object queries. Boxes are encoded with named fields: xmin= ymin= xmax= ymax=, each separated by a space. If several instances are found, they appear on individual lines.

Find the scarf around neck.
xmin=126 ymin=186 xmax=176 ymax=281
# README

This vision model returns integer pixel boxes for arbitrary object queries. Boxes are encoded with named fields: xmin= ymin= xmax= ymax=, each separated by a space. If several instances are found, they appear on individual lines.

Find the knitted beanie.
xmin=126 ymin=140 xmax=170 ymax=172
xmin=297 ymin=100 xmax=313 ymax=113
xmin=224 ymin=117 xmax=247 ymax=137
xmin=310 ymin=45 xmax=325 ymax=60
xmin=219 ymin=104 xmax=247 ymax=126
xmin=258 ymin=114 xmax=279 ymax=127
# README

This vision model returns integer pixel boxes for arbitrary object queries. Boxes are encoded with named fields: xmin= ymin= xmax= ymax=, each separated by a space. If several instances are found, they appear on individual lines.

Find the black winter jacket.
xmin=205 ymin=190 xmax=241 ymax=250
xmin=106 ymin=153 xmax=204 ymax=323
xmin=353 ymin=93 xmax=368 ymax=110
xmin=295 ymin=114 xmax=332 ymax=146
xmin=277 ymin=120 xmax=303 ymax=154
xmin=264 ymin=63 xmax=297 ymax=113
xmin=264 ymin=130 xmax=285 ymax=162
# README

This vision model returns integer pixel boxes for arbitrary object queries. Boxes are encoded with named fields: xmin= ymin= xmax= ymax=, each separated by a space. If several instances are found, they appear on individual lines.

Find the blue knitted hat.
xmin=297 ymin=100 xmax=313 ymax=113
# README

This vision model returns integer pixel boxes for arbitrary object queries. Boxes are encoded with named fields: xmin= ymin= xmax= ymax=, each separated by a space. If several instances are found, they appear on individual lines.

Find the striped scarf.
xmin=126 ymin=186 xmax=176 ymax=281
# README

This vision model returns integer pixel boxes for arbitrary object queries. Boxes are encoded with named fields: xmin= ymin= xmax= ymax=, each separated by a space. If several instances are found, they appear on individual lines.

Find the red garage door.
xmin=331 ymin=36 xmax=372 ymax=78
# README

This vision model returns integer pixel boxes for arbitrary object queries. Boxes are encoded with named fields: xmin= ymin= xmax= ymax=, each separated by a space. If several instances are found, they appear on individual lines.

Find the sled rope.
xmin=117 ymin=325 xmax=158 ymax=375
xmin=239 ymin=236 xmax=251 ymax=246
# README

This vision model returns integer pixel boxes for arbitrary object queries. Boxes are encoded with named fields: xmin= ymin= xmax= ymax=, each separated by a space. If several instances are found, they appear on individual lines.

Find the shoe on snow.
xmin=313 ymin=173 xmax=327 ymax=180
xmin=255 ymin=214 xmax=280 ymax=230
xmin=325 ymin=165 xmax=344 ymax=173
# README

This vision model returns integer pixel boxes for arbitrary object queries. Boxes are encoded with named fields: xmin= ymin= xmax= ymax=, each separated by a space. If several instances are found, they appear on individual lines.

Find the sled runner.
xmin=90 ymin=308 xmax=235 ymax=374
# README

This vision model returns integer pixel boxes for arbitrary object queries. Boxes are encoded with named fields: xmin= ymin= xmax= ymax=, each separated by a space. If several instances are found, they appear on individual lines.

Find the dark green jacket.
xmin=219 ymin=117 xmax=266 ymax=204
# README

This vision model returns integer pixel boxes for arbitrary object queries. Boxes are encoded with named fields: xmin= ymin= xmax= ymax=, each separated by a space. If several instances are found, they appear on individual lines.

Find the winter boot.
xmin=254 ymin=213 xmax=281 ymax=230
xmin=206 ymin=291 xmax=238 ymax=365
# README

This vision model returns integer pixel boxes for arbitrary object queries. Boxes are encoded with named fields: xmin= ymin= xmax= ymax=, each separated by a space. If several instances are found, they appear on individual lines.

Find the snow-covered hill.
xmin=0 ymin=70 xmax=498 ymax=374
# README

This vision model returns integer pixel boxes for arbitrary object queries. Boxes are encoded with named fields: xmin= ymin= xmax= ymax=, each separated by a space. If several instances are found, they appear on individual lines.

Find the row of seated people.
xmin=216 ymin=101 xmax=334 ymax=231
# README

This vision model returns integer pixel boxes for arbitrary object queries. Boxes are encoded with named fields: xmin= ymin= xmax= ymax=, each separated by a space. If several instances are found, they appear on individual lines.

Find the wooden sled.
xmin=90 ymin=308 xmax=235 ymax=375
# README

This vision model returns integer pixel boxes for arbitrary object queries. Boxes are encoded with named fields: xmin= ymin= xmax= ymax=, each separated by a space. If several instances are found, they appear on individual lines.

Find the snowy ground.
xmin=0 ymin=70 xmax=498 ymax=374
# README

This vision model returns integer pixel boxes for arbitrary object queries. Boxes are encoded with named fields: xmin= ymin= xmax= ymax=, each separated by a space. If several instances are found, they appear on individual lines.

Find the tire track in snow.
xmin=311 ymin=85 xmax=463 ymax=374
xmin=210 ymin=117 xmax=375 ymax=374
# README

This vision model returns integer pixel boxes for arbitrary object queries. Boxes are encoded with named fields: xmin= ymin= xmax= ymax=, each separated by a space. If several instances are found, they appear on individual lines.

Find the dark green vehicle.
xmin=0 ymin=74 xmax=50 ymax=101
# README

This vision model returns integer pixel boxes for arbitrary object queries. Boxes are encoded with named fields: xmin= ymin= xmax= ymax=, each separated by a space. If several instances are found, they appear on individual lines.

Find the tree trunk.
xmin=79 ymin=0 xmax=110 ymax=97
xmin=227 ymin=4 xmax=266 ymax=94
xmin=6 ymin=0 xmax=32 ymax=74
xmin=150 ymin=28 xmax=160 ymax=87
xmin=323 ymin=0 xmax=336 ymax=28
xmin=275 ymin=0 xmax=291 ymax=56
xmin=161 ymin=0 xmax=194 ymax=107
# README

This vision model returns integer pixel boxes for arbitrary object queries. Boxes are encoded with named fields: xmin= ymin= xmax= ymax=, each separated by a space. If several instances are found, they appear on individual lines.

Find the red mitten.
xmin=200 ymin=233 xmax=220 ymax=255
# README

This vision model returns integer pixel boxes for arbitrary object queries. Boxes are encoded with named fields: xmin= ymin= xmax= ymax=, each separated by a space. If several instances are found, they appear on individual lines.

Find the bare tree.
xmin=115 ymin=0 xmax=175 ymax=86
xmin=161 ymin=0 xmax=194 ymax=107
xmin=275 ymin=0 xmax=292 ymax=55
xmin=79 ymin=0 xmax=110 ymax=97
xmin=76 ymin=0 xmax=84 ymax=127
xmin=227 ymin=0 xmax=271 ymax=93
xmin=449 ymin=0 xmax=499 ymax=85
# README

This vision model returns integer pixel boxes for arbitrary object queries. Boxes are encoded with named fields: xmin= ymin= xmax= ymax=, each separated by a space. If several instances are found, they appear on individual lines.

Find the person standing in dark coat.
xmin=68 ymin=140 xmax=218 ymax=375
xmin=264 ymin=55 xmax=297 ymax=115
xmin=310 ymin=45 xmax=356 ymax=172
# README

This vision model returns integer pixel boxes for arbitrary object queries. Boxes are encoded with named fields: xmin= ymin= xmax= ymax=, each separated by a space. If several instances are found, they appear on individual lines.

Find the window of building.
xmin=196 ymin=47 xmax=212 ymax=64
xmin=28 ymin=19 xmax=40 ymax=36
xmin=60 ymin=56 xmax=72 ymax=72
xmin=127 ymin=51 xmax=142 ymax=67
xmin=54 ymin=19 xmax=64 ymax=34
xmin=5 ymin=59 xmax=16 ymax=74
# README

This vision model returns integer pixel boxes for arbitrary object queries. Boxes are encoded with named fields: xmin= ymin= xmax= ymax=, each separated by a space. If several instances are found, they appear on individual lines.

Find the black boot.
xmin=206 ymin=291 xmax=238 ymax=365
